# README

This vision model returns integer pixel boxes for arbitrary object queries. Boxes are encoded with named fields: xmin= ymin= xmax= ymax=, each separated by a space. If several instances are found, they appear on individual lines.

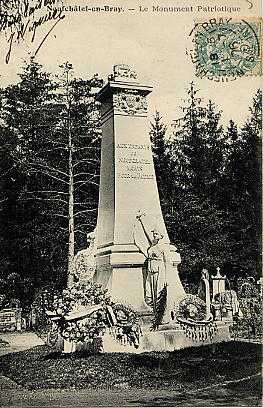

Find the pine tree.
xmin=171 ymin=83 xmax=225 ymax=194
xmin=150 ymin=111 xmax=171 ymax=212
xmin=0 ymin=58 xmax=103 ymax=293
xmin=0 ymin=58 xmax=59 ymax=288
xmin=54 ymin=62 xmax=103 ymax=285
xmin=169 ymin=84 xmax=228 ymax=281
xmin=223 ymin=90 xmax=262 ymax=277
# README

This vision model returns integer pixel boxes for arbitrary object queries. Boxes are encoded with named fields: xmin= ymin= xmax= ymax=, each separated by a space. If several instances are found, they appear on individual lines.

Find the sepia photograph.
xmin=0 ymin=0 xmax=262 ymax=406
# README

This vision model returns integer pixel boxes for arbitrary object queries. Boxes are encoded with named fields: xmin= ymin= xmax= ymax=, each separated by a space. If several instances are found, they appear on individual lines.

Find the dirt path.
xmin=0 ymin=381 xmax=260 ymax=407
xmin=0 ymin=332 xmax=44 ymax=357
xmin=0 ymin=369 xmax=261 ymax=407
xmin=0 ymin=332 xmax=45 ymax=396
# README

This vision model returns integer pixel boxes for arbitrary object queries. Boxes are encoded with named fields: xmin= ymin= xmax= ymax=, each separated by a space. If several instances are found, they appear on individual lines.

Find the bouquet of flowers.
xmin=46 ymin=281 xmax=141 ymax=350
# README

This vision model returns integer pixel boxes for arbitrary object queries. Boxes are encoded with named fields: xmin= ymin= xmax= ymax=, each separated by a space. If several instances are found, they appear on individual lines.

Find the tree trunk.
xmin=67 ymin=138 xmax=75 ymax=287
xmin=66 ymin=70 xmax=75 ymax=287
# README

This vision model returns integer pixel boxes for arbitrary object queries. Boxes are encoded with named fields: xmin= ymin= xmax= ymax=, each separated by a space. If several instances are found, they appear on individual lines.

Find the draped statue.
xmin=133 ymin=212 xmax=185 ymax=326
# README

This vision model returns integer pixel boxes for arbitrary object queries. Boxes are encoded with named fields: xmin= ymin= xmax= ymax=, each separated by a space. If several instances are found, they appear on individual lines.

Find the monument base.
xmin=95 ymin=246 xmax=151 ymax=313
xmin=95 ymin=243 xmax=182 ymax=314
xmin=102 ymin=321 xmax=231 ymax=353
xmin=110 ymin=267 xmax=150 ymax=312
xmin=55 ymin=321 xmax=231 ymax=354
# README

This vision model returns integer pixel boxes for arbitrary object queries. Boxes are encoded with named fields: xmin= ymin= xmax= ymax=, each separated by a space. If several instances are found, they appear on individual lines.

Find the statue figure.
xmin=198 ymin=269 xmax=212 ymax=320
xmin=134 ymin=212 xmax=185 ymax=325
xmin=146 ymin=228 xmax=166 ymax=309
xmin=73 ymin=229 xmax=97 ymax=283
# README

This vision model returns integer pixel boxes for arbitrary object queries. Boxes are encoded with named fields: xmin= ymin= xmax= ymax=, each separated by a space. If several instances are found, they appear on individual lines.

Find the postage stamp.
xmin=191 ymin=18 xmax=262 ymax=80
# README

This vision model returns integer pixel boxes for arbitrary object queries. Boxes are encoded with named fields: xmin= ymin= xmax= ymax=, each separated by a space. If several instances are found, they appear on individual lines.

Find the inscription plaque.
xmin=116 ymin=143 xmax=154 ymax=180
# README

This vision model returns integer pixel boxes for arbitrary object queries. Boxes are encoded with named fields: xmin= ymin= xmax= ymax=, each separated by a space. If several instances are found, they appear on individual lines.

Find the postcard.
xmin=0 ymin=0 xmax=262 ymax=406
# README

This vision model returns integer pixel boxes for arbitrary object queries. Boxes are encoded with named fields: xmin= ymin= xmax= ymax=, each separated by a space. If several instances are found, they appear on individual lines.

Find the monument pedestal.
xmin=103 ymin=321 xmax=231 ymax=353
xmin=95 ymin=245 xmax=150 ymax=311
xmin=56 ymin=320 xmax=231 ymax=354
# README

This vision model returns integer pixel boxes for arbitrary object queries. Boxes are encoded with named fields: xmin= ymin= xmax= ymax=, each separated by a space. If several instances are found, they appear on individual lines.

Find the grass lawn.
xmin=0 ymin=341 xmax=261 ymax=395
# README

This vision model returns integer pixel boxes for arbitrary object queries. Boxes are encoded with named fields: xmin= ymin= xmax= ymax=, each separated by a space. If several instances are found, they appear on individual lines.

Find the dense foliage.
xmin=0 ymin=59 xmax=102 ymax=305
xmin=231 ymin=277 xmax=262 ymax=340
xmin=151 ymin=86 xmax=261 ymax=284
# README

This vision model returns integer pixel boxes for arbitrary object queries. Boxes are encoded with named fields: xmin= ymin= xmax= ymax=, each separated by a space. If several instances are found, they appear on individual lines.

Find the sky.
xmin=0 ymin=0 xmax=261 ymax=133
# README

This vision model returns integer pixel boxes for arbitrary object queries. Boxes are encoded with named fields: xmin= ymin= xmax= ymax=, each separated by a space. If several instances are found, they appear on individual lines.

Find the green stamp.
xmin=193 ymin=19 xmax=262 ymax=79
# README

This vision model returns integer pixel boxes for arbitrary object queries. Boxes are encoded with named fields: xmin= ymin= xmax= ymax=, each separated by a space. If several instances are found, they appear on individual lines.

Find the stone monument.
xmin=212 ymin=267 xmax=226 ymax=301
xmin=54 ymin=65 xmax=231 ymax=353
xmin=95 ymin=64 xmax=183 ymax=315
xmin=48 ymin=66 xmax=234 ymax=353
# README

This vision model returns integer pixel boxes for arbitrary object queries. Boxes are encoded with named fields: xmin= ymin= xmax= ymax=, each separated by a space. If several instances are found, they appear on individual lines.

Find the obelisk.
xmin=95 ymin=65 xmax=179 ymax=312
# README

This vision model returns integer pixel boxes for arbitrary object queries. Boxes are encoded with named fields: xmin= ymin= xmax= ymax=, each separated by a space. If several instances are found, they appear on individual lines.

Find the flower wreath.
xmin=46 ymin=282 xmax=141 ymax=349
xmin=175 ymin=294 xmax=209 ymax=324
xmin=110 ymin=303 xmax=142 ymax=348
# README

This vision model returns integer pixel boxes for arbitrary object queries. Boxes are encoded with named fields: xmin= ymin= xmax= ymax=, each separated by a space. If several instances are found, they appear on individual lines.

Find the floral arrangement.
xmin=174 ymin=294 xmax=217 ymax=343
xmin=230 ymin=277 xmax=262 ymax=340
xmin=175 ymin=294 xmax=208 ymax=323
xmin=49 ymin=281 xmax=111 ymax=316
xmin=61 ymin=312 xmax=108 ymax=343
xmin=46 ymin=281 xmax=141 ymax=350
xmin=110 ymin=303 xmax=141 ymax=348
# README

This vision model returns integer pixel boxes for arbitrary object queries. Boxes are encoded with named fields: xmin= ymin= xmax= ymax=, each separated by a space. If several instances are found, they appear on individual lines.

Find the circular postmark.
xmin=189 ymin=19 xmax=261 ymax=81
